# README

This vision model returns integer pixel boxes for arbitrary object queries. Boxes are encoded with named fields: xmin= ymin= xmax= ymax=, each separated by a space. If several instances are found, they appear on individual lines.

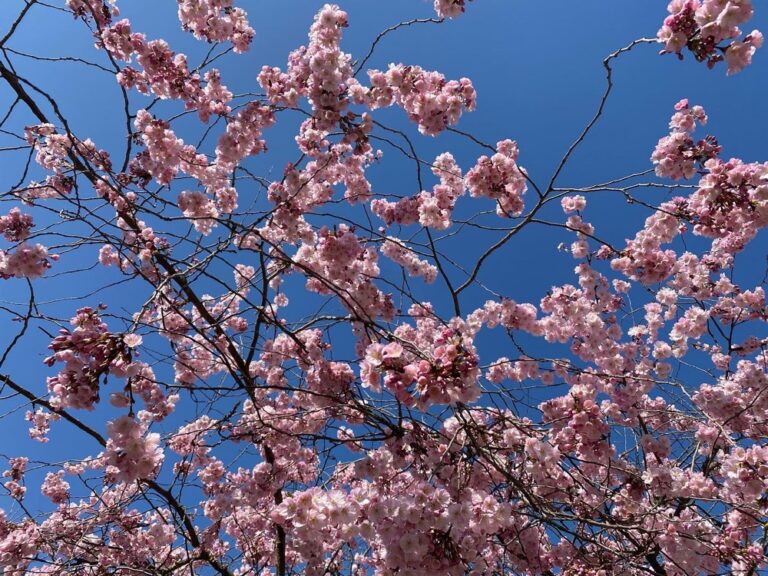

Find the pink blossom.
xmin=177 ymin=0 xmax=255 ymax=53
xmin=0 ymin=209 xmax=33 ymax=242
xmin=365 ymin=64 xmax=476 ymax=135
xmin=40 ymin=472 xmax=70 ymax=504
xmin=652 ymin=100 xmax=720 ymax=180
xmin=380 ymin=237 xmax=437 ymax=283
xmin=105 ymin=414 xmax=164 ymax=483
xmin=658 ymin=0 xmax=761 ymax=72
xmin=725 ymin=29 xmax=764 ymax=74
xmin=0 ymin=243 xmax=51 ymax=279
xmin=177 ymin=190 xmax=219 ymax=235
xmin=434 ymin=0 xmax=472 ymax=19
xmin=465 ymin=139 xmax=527 ymax=217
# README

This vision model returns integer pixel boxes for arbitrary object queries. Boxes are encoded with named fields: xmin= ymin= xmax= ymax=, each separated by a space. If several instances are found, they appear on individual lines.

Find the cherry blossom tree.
xmin=0 ymin=0 xmax=766 ymax=574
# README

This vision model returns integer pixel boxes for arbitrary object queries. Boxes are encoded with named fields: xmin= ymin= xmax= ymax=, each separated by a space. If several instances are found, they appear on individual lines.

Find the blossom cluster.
xmin=658 ymin=0 xmax=763 ymax=74
xmin=22 ymin=123 xmax=109 ymax=200
xmin=465 ymin=139 xmax=527 ymax=217
xmin=363 ymin=64 xmax=477 ymax=136
xmin=177 ymin=190 xmax=219 ymax=235
xmin=3 ymin=3 xmax=768 ymax=576
xmin=177 ymin=0 xmax=254 ymax=53
xmin=43 ymin=307 xmax=132 ymax=410
xmin=25 ymin=409 xmax=60 ymax=443
xmin=105 ymin=413 xmax=164 ymax=483
xmin=371 ymin=152 xmax=465 ymax=229
xmin=42 ymin=307 xmax=168 ymax=414
xmin=66 ymin=0 xmax=116 ymax=27
xmin=102 ymin=19 xmax=234 ymax=121
xmin=651 ymin=99 xmax=721 ymax=180
xmin=361 ymin=303 xmax=481 ymax=407
xmin=258 ymin=4 xmax=355 ymax=132
xmin=132 ymin=106 xmax=273 ymax=231
xmin=380 ymin=237 xmax=438 ymax=283
xmin=294 ymin=224 xmax=395 ymax=322
xmin=0 ymin=209 xmax=33 ymax=243
xmin=0 ymin=243 xmax=51 ymax=279
xmin=433 ymin=0 xmax=473 ymax=19
xmin=2 ymin=458 xmax=28 ymax=500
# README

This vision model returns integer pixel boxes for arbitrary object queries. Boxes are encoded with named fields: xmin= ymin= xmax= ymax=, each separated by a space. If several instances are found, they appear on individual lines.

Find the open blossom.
xmin=103 ymin=20 xmax=233 ymax=121
xmin=100 ymin=18 xmax=144 ymax=61
xmin=40 ymin=472 xmax=70 ymax=504
xmin=105 ymin=415 xmax=164 ymax=483
xmin=0 ymin=209 xmax=33 ymax=242
xmin=658 ymin=0 xmax=761 ymax=72
xmin=24 ymin=123 xmax=110 ymax=179
xmin=611 ymin=201 xmax=681 ymax=284
xmin=561 ymin=195 xmax=586 ymax=213
xmin=465 ymin=139 xmax=527 ymax=217
xmin=177 ymin=0 xmax=255 ymax=53
xmin=26 ymin=409 xmax=59 ymax=443
xmin=725 ymin=29 xmax=764 ymax=74
xmin=380 ymin=237 xmax=437 ymax=283
xmin=3 ymin=458 xmax=28 ymax=499
xmin=372 ymin=152 xmax=465 ymax=229
xmin=418 ymin=152 xmax=465 ymax=228
xmin=44 ymin=307 xmax=126 ymax=410
xmin=258 ymin=4 xmax=356 ymax=132
xmin=133 ymin=110 xmax=192 ymax=185
xmin=66 ymin=0 xmax=116 ymax=26
xmin=177 ymin=191 xmax=219 ymax=235
xmin=98 ymin=244 xmax=121 ymax=267
xmin=686 ymin=157 xmax=768 ymax=253
xmin=0 ymin=243 xmax=52 ymax=279
xmin=361 ymin=305 xmax=481 ymax=407
xmin=215 ymin=102 xmax=275 ymax=169
xmin=294 ymin=225 xmax=395 ymax=322
xmin=434 ymin=0 xmax=472 ymax=18
xmin=652 ymin=99 xmax=720 ymax=180
xmin=365 ymin=64 xmax=476 ymax=135
xmin=168 ymin=415 xmax=215 ymax=458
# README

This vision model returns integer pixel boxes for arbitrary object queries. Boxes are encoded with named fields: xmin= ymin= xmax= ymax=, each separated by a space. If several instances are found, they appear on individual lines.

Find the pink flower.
xmin=725 ymin=30 xmax=764 ymax=74
xmin=465 ymin=140 xmax=527 ymax=217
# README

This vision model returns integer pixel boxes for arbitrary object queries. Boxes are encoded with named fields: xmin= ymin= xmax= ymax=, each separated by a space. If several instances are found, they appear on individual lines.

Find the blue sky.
xmin=0 ymin=0 xmax=766 ymax=526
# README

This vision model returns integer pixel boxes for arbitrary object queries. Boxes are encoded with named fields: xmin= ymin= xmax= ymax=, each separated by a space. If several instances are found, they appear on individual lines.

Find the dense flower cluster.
xmin=132 ymin=105 xmax=274 ymax=230
xmin=102 ymin=19 xmax=234 ymax=121
xmin=105 ymin=413 xmax=164 ymax=483
xmin=371 ymin=152 xmax=465 ymax=229
xmin=380 ymin=237 xmax=438 ymax=283
xmin=433 ymin=0 xmax=473 ymax=19
xmin=363 ymin=64 xmax=477 ymax=136
xmin=652 ymin=99 xmax=721 ymax=180
xmin=40 ymin=471 xmax=70 ymax=504
xmin=361 ymin=303 xmax=481 ymax=407
xmin=215 ymin=102 xmax=275 ymax=170
xmin=658 ymin=0 xmax=763 ymax=73
xmin=25 ymin=409 xmax=60 ymax=443
xmin=258 ymin=4 xmax=355 ymax=132
xmin=1 ymin=2 xmax=767 ymax=576
xmin=177 ymin=0 xmax=254 ymax=52
xmin=0 ymin=242 xmax=51 ymax=279
xmin=294 ymin=225 xmax=395 ymax=323
xmin=66 ymin=0 xmax=116 ymax=27
xmin=2 ymin=458 xmax=28 ymax=500
xmin=465 ymin=139 xmax=527 ymax=217
xmin=177 ymin=190 xmax=219 ymax=235
xmin=43 ymin=307 xmax=128 ymax=410
xmin=0 ymin=209 xmax=33 ymax=243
